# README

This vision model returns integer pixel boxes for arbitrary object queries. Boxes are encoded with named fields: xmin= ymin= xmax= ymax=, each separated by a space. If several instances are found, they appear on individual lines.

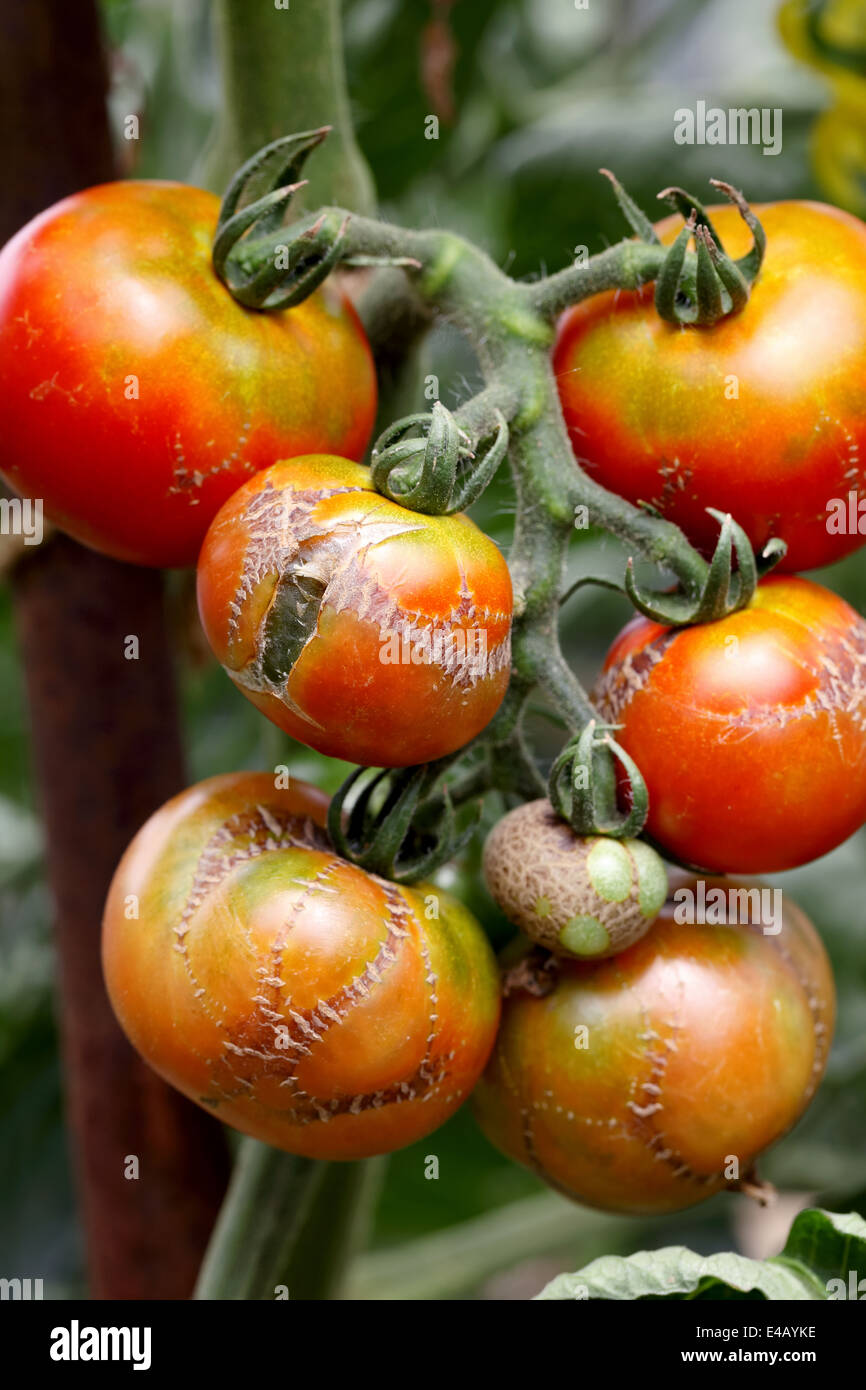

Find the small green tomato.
xmin=482 ymin=799 xmax=667 ymax=959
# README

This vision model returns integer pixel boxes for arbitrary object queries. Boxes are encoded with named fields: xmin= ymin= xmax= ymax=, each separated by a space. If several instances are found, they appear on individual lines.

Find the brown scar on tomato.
xmin=593 ymin=624 xmax=866 ymax=742
xmin=223 ymin=478 xmax=511 ymax=701
xmin=171 ymin=805 xmax=460 ymax=1126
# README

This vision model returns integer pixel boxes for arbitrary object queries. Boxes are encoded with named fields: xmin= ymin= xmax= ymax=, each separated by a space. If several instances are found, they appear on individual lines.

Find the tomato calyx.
xmin=601 ymin=167 xmax=766 ymax=326
xmin=548 ymin=719 xmax=649 ymax=839
xmin=657 ymin=181 xmax=765 ymax=322
xmin=327 ymin=762 xmax=481 ymax=883
xmin=370 ymin=401 xmax=510 ymax=515
xmin=212 ymin=127 xmax=352 ymax=309
xmin=213 ymin=127 xmax=420 ymax=309
xmin=561 ymin=509 xmax=787 ymax=627
xmin=627 ymin=508 xmax=787 ymax=625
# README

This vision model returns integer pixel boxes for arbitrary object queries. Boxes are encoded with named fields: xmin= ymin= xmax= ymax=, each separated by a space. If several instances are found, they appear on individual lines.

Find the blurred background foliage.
xmin=2 ymin=0 xmax=865 ymax=1300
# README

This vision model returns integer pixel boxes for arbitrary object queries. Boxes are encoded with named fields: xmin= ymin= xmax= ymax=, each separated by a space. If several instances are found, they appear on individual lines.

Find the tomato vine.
xmin=209 ymin=128 xmax=784 ymax=879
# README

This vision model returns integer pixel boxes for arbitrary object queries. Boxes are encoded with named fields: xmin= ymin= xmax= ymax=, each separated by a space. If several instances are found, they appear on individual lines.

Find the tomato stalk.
xmin=203 ymin=0 xmax=375 ymax=214
xmin=194 ymin=1141 xmax=384 ymax=1301
xmin=211 ymin=135 xmax=787 ymax=864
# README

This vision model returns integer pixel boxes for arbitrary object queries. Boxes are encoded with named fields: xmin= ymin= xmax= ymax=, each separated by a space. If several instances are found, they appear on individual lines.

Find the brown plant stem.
xmin=1 ymin=0 xmax=229 ymax=1299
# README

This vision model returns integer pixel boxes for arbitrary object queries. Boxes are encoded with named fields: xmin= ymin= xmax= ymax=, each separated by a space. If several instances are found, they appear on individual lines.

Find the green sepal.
xmin=548 ymin=720 xmax=648 ymax=839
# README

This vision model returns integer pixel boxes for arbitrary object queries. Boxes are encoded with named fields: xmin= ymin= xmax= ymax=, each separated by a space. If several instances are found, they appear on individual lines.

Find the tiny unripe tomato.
xmin=0 ymin=182 xmax=376 ymax=567
xmin=196 ymin=456 xmax=513 ymax=767
xmin=482 ymin=800 xmax=667 ymax=959
xmin=593 ymin=575 xmax=866 ymax=874
xmin=102 ymin=773 xmax=501 ymax=1160
xmin=554 ymin=200 xmax=866 ymax=571
xmin=473 ymin=883 xmax=834 ymax=1215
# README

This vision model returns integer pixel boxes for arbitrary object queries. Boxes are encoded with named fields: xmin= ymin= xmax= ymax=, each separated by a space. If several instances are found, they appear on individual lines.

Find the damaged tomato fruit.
xmin=0 ymin=182 xmax=376 ymax=567
xmin=473 ymin=882 xmax=835 ymax=1215
xmin=593 ymin=575 xmax=866 ymax=873
xmin=102 ymin=772 xmax=501 ymax=1160
xmin=482 ymin=799 xmax=668 ymax=959
xmin=196 ymin=455 xmax=513 ymax=767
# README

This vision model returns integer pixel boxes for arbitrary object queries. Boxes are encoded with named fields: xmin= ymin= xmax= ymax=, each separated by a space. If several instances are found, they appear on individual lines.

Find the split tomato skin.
xmin=196 ymin=455 xmax=514 ymax=768
xmin=473 ymin=886 xmax=834 ymax=1215
xmin=593 ymin=575 xmax=866 ymax=874
xmin=102 ymin=772 xmax=501 ymax=1161
xmin=554 ymin=201 xmax=866 ymax=572
xmin=0 ymin=182 xmax=377 ymax=567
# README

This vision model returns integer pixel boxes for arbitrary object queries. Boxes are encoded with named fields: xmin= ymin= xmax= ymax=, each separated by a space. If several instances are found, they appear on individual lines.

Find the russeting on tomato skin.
xmin=554 ymin=200 xmax=866 ymax=572
xmin=593 ymin=575 xmax=866 ymax=873
xmin=196 ymin=455 xmax=514 ymax=768
xmin=473 ymin=884 xmax=834 ymax=1215
xmin=0 ymin=182 xmax=377 ymax=567
xmin=102 ymin=773 xmax=502 ymax=1160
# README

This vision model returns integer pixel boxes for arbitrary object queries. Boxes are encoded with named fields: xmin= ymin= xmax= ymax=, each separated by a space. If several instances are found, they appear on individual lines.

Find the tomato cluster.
xmin=8 ymin=174 xmax=862 ymax=1204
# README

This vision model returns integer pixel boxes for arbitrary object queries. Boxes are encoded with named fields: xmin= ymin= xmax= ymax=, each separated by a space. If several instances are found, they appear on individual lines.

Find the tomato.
xmin=593 ymin=575 xmax=866 ymax=873
xmin=554 ymin=200 xmax=866 ymax=572
xmin=102 ymin=772 xmax=501 ymax=1160
xmin=196 ymin=455 xmax=513 ymax=767
xmin=482 ymin=799 xmax=668 ymax=959
xmin=0 ymin=182 xmax=376 ymax=567
xmin=473 ymin=883 xmax=834 ymax=1215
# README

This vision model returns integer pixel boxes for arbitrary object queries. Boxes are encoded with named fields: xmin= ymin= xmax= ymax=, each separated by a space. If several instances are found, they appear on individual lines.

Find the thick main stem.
xmin=204 ymin=0 xmax=375 ymax=213
xmin=195 ymin=1143 xmax=323 ymax=1300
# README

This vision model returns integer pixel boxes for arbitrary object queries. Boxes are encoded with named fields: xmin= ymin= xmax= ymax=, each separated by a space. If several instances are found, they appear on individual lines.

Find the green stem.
xmin=194 ymin=1142 xmax=386 ymax=1301
xmin=282 ymin=1157 xmax=387 ymax=1300
xmin=530 ymin=239 xmax=664 ymax=319
xmin=194 ymin=1140 xmax=322 ymax=1299
xmin=203 ymin=0 xmax=375 ymax=212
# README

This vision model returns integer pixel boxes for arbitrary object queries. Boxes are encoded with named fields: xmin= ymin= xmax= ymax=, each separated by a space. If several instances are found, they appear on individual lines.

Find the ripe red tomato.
xmin=0 ymin=182 xmax=376 ymax=567
xmin=554 ymin=201 xmax=866 ymax=572
xmin=473 ymin=883 xmax=834 ymax=1215
xmin=593 ymin=575 xmax=866 ymax=873
xmin=102 ymin=772 xmax=501 ymax=1160
xmin=196 ymin=455 xmax=513 ymax=767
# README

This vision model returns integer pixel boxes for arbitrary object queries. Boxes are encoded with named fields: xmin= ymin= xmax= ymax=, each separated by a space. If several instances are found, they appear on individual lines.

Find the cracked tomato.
xmin=593 ymin=575 xmax=866 ymax=873
xmin=554 ymin=200 xmax=866 ymax=571
xmin=0 ymin=182 xmax=376 ymax=567
xmin=196 ymin=455 xmax=513 ymax=767
xmin=102 ymin=772 xmax=501 ymax=1160
xmin=473 ymin=883 xmax=834 ymax=1214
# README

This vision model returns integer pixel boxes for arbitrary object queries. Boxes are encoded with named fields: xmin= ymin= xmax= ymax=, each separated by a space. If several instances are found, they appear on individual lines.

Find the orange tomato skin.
xmin=473 ymin=886 xmax=834 ymax=1215
xmin=554 ymin=201 xmax=866 ymax=572
xmin=593 ymin=576 xmax=866 ymax=873
xmin=196 ymin=456 xmax=513 ymax=767
xmin=0 ymin=182 xmax=377 ymax=567
xmin=102 ymin=773 xmax=501 ymax=1160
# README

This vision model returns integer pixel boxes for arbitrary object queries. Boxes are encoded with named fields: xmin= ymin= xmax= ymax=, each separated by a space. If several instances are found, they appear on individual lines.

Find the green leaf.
xmin=780 ymin=1208 xmax=866 ymax=1294
xmin=537 ymin=1209 xmax=866 ymax=1301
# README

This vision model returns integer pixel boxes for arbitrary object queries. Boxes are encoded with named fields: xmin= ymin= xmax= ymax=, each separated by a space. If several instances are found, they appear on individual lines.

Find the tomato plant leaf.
xmin=533 ymin=1208 xmax=866 ymax=1300
xmin=778 ymin=1207 xmax=866 ymax=1289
